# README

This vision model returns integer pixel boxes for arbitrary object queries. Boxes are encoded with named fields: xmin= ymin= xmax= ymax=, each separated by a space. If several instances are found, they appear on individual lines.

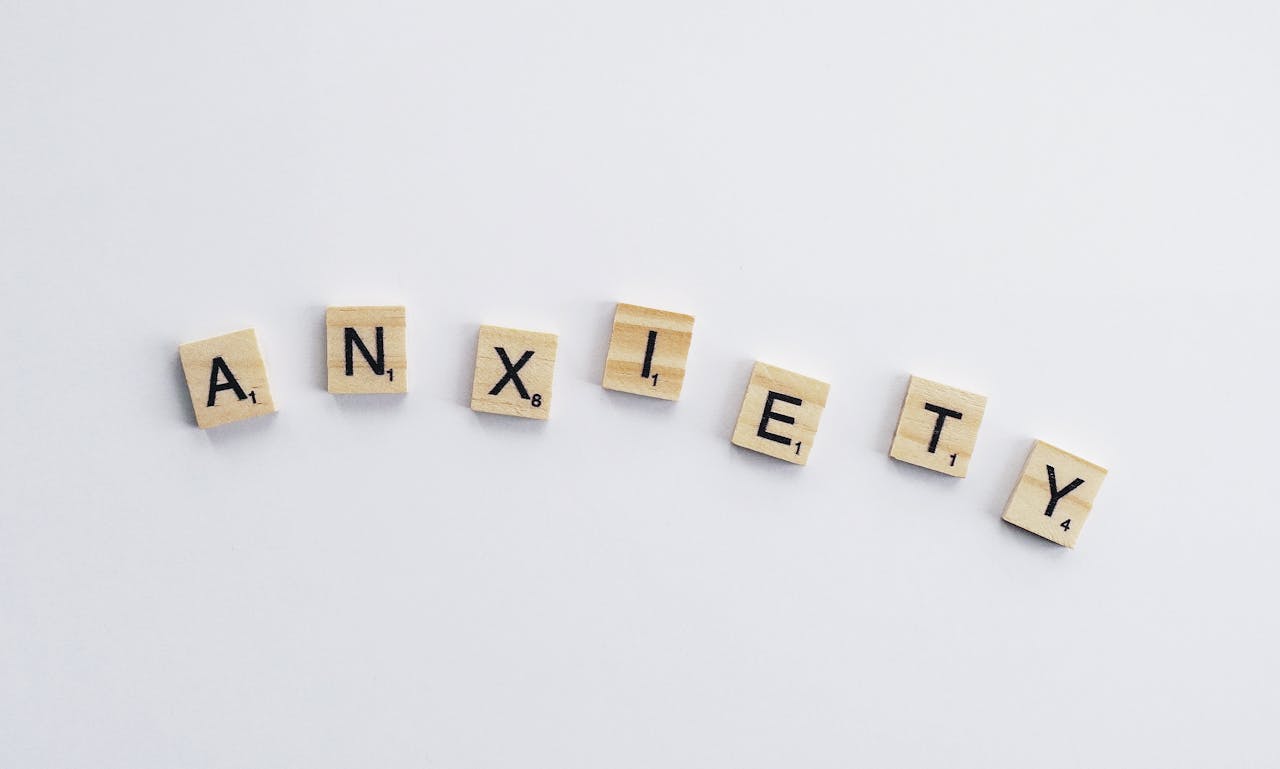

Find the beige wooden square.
xmin=888 ymin=375 xmax=988 ymax=477
xmin=178 ymin=328 xmax=277 ymax=429
xmin=1003 ymin=440 xmax=1108 ymax=548
xmin=326 ymin=306 xmax=407 ymax=394
xmin=601 ymin=302 xmax=695 ymax=400
xmin=730 ymin=362 xmax=830 ymax=465
xmin=470 ymin=325 xmax=558 ymax=419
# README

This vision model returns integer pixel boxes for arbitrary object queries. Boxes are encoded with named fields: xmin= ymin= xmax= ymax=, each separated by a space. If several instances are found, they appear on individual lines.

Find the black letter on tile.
xmin=757 ymin=391 xmax=802 ymax=445
xmin=206 ymin=356 xmax=249 ymax=407
xmin=490 ymin=348 xmax=534 ymax=399
xmin=922 ymin=403 xmax=963 ymax=454
xmin=344 ymin=327 xmax=385 ymax=377
xmin=640 ymin=330 xmax=658 ymax=379
xmin=1044 ymin=465 xmax=1085 ymax=517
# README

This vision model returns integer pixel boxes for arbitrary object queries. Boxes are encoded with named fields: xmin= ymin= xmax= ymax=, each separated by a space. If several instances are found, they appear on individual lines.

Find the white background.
xmin=2 ymin=2 xmax=1278 ymax=767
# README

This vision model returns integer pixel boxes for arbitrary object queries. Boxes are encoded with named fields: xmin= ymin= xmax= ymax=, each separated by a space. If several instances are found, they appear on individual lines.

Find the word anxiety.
xmin=176 ymin=303 xmax=1109 ymax=549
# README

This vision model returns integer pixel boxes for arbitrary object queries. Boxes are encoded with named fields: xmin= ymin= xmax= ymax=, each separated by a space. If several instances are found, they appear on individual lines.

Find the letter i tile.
xmin=601 ymin=302 xmax=695 ymax=400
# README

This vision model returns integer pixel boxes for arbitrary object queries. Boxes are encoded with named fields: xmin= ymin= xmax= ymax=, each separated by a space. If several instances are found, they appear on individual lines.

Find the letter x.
xmin=489 ymin=347 xmax=534 ymax=399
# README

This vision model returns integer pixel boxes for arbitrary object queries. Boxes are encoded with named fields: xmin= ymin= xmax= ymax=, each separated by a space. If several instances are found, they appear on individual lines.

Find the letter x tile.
xmin=470 ymin=325 xmax=558 ymax=419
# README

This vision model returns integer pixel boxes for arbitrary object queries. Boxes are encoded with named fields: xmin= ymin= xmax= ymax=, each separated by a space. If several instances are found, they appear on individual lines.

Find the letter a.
xmin=207 ymin=356 xmax=249 ymax=407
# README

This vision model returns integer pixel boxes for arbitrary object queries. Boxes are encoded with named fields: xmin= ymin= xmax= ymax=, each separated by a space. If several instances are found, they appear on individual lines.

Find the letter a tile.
xmin=470 ymin=325 xmax=558 ymax=419
xmin=889 ymin=375 xmax=988 ymax=477
xmin=1002 ymin=440 xmax=1108 ymax=548
xmin=178 ymin=328 xmax=277 ymax=429
xmin=730 ymin=362 xmax=829 ymax=465
xmin=601 ymin=303 xmax=695 ymax=400
xmin=326 ymin=306 xmax=407 ymax=394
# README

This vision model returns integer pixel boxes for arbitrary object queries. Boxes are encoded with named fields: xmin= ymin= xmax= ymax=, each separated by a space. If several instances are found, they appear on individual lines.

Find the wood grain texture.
xmin=325 ymin=306 xmax=407 ymax=394
xmin=1002 ymin=440 xmax=1108 ymax=548
xmin=888 ymin=375 xmax=988 ymax=477
xmin=601 ymin=302 xmax=695 ymax=400
xmin=470 ymin=325 xmax=558 ymax=419
xmin=730 ymin=361 xmax=830 ymax=465
xmin=178 ymin=328 xmax=276 ymax=429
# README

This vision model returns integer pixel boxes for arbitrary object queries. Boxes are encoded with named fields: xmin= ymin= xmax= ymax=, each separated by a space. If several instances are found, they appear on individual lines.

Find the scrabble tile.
xmin=888 ymin=375 xmax=988 ymax=477
xmin=326 ymin=305 xmax=407 ymax=394
xmin=470 ymin=325 xmax=558 ymax=419
xmin=1002 ymin=440 xmax=1108 ymax=548
xmin=601 ymin=302 xmax=695 ymax=400
xmin=178 ymin=328 xmax=277 ymax=429
xmin=730 ymin=361 xmax=830 ymax=465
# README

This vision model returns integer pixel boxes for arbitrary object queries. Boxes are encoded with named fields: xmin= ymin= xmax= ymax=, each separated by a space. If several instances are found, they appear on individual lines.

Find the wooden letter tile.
xmin=326 ymin=306 xmax=407 ymax=394
xmin=601 ymin=302 xmax=695 ymax=400
xmin=730 ymin=362 xmax=830 ymax=465
xmin=470 ymin=325 xmax=558 ymax=419
xmin=888 ymin=375 xmax=988 ymax=477
xmin=178 ymin=328 xmax=277 ymax=429
xmin=1002 ymin=440 xmax=1108 ymax=548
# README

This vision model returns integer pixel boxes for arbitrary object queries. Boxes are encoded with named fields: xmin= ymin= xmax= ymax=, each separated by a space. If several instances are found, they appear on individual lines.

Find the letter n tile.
xmin=326 ymin=305 xmax=407 ymax=394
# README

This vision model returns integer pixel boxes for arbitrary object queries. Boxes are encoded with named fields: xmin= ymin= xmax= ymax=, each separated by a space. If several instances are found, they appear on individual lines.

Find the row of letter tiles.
xmin=177 ymin=304 xmax=1107 ymax=547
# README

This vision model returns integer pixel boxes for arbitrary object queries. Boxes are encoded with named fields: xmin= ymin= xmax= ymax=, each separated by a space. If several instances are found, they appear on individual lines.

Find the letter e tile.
xmin=730 ymin=362 xmax=829 ymax=465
